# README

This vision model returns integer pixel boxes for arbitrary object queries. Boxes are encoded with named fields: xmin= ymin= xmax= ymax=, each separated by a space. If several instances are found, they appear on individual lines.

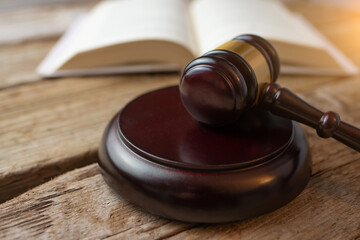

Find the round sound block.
xmin=98 ymin=86 xmax=312 ymax=223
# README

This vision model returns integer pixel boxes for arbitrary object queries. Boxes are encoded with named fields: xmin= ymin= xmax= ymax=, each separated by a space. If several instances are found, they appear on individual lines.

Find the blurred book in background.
xmin=37 ymin=0 xmax=359 ymax=77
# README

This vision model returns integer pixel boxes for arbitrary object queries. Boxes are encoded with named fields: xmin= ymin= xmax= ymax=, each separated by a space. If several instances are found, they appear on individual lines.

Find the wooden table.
xmin=1 ymin=1 xmax=359 ymax=239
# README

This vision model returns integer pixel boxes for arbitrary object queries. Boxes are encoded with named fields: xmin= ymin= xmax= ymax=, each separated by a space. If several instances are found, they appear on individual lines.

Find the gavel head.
xmin=179 ymin=34 xmax=280 ymax=126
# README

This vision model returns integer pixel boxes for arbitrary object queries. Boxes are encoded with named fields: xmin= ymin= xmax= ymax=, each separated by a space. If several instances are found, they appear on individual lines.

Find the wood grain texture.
xmin=0 ymin=74 xmax=179 ymax=203
xmin=0 ymin=1 xmax=97 ymax=45
xmin=0 ymin=71 xmax=340 ymax=203
xmin=0 ymin=36 xmax=339 ymax=203
xmin=0 ymin=164 xmax=197 ymax=239
xmin=1 ymin=76 xmax=360 ymax=238
xmin=0 ymin=40 xmax=55 ymax=88
xmin=1 ymin=76 xmax=360 ymax=239
xmin=0 ymin=0 xmax=95 ymax=9
xmin=0 ymin=0 xmax=98 ymax=88
xmin=0 ymin=1 xmax=360 ymax=239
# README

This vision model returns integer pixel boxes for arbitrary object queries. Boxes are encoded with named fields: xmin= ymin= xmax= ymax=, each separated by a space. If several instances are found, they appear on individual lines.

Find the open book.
xmin=38 ymin=0 xmax=358 ymax=77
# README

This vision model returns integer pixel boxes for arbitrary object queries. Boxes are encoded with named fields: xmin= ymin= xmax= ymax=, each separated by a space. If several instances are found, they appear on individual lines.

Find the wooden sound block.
xmin=98 ymin=86 xmax=312 ymax=223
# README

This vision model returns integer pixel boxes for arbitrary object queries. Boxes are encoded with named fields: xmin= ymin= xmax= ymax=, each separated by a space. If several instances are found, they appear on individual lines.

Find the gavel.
xmin=179 ymin=34 xmax=360 ymax=152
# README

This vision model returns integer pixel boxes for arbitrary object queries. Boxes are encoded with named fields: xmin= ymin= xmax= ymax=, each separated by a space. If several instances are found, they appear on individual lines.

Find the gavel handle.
xmin=260 ymin=83 xmax=360 ymax=152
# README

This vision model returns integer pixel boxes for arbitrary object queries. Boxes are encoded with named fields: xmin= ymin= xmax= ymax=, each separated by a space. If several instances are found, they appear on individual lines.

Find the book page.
xmin=42 ymin=0 xmax=197 ymax=73
xmin=189 ymin=0 xmax=358 ymax=74
xmin=190 ymin=0 xmax=324 ymax=54
xmin=76 ymin=0 xmax=196 ymax=53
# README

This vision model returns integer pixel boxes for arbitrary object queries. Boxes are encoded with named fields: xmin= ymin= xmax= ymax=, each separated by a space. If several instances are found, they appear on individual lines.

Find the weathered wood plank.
xmin=169 ymin=158 xmax=360 ymax=240
xmin=0 ymin=164 xmax=196 ymax=239
xmin=0 ymin=122 xmax=359 ymax=239
xmin=0 ymin=40 xmax=55 ymax=88
xmin=0 ymin=1 xmax=97 ymax=45
xmin=1 ymin=76 xmax=360 ymax=239
xmin=0 ymin=74 xmax=179 ymax=203
xmin=0 ymin=0 xmax=98 ymax=88
xmin=0 ymin=1 xmax=359 ymax=238
xmin=0 ymin=70 xmax=343 ymax=203
xmin=0 ymin=0 xmax=359 ymax=224
xmin=0 ymin=0 xmax=94 ymax=10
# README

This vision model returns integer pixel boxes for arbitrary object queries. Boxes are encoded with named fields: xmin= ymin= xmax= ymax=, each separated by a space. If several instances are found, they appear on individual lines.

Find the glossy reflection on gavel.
xmin=180 ymin=34 xmax=360 ymax=152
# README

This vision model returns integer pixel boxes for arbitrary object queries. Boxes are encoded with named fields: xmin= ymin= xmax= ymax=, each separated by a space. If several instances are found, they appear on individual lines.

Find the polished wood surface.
xmin=179 ymin=34 xmax=279 ymax=126
xmin=119 ymin=86 xmax=294 ymax=166
xmin=261 ymin=82 xmax=360 ymax=151
xmin=180 ymin=34 xmax=360 ymax=151
xmin=99 ymin=86 xmax=311 ymax=222
xmin=0 ymin=0 xmax=360 ymax=239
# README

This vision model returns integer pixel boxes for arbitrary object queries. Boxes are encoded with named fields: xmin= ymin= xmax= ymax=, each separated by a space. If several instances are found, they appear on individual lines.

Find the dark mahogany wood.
xmin=98 ymin=86 xmax=312 ymax=223
xmin=261 ymin=83 xmax=360 ymax=152
xmin=179 ymin=34 xmax=360 ymax=152
xmin=180 ymin=34 xmax=279 ymax=126
xmin=233 ymin=34 xmax=280 ymax=81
